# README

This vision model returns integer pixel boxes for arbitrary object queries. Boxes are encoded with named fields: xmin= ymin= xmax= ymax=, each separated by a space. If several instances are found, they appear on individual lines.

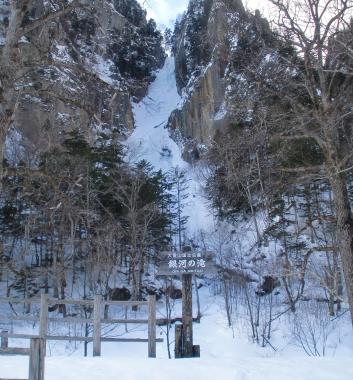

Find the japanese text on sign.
xmin=157 ymin=251 xmax=211 ymax=275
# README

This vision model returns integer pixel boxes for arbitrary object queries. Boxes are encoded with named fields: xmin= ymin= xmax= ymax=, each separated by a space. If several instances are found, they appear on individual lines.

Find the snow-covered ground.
xmin=3 ymin=350 xmax=353 ymax=380
xmin=1 ymin=289 xmax=353 ymax=379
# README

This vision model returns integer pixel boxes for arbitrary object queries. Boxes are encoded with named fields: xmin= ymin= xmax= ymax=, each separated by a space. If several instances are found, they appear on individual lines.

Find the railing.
xmin=0 ymin=294 xmax=161 ymax=380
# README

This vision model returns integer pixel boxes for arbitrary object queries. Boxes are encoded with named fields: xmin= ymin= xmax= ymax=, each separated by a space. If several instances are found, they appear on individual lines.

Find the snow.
xmin=4 ymin=127 xmax=25 ymax=166
xmin=52 ymin=44 xmax=73 ymax=63
xmin=126 ymin=57 xmax=182 ymax=170
xmin=93 ymin=54 xmax=119 ymax=86
xmin=2 ymin=355 xmax=352 ymax=380
xmin=125 ymin=56 xmax=214 ymax=234
xmin=228 ymin=35 xmax=239 ymax=52
xmin=19 ymin=36 xmax=30 ymax=44
xmin=56 ymin=112 xmax=71 ymax=122
xmin=1 ymin=290 xmax=353 ymax=380
xmin=214 ymin=101 xmax=227 ymax=121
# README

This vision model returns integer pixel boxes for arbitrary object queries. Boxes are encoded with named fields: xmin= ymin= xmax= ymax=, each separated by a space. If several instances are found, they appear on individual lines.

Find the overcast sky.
xmin=137 ymin=0 xmax=271 ymax=29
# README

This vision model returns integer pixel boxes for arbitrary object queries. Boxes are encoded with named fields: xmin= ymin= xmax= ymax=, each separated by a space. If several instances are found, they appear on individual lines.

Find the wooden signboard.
xmin=157 ymin=251 xmax=213 ymax=276
xmin=157 ymin=249 xmax=214 ymax=359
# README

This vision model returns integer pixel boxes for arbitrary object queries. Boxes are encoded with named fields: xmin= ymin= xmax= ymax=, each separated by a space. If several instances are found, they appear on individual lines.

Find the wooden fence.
xmin=0 ymin=295 xmax=161 ymax=380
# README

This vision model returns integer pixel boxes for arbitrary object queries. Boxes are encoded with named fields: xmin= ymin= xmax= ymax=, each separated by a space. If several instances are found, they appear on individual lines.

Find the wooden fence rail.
xmin=0 ymin=294 xmax=161 ymax=380
xmin=0 ymin=332 xmax=163 ymax=344
xmin=0 ymin=295 xmax=158 ymax=356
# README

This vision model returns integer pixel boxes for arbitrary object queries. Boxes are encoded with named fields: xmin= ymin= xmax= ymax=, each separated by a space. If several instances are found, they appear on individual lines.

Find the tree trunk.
xmin=0 ymin=3 xmax=28 ymax=191
xmin=131 ymin=254 xmax=140 ymax=303
xmin=0 ymin=133 xmax=5 ymax=189
xmin=329 ymin=171 xmax=353 ymax=327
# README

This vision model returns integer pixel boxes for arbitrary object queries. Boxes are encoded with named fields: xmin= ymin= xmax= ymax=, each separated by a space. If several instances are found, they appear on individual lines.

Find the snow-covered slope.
xmin=126 ymin=56 xmax=214 ymax=234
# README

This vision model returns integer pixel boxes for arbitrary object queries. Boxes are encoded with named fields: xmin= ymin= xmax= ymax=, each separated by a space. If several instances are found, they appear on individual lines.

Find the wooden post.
xmin=148 ymin=295 xmax=156 ymax=358
xmin=29 ymin=338 xmax=45 ymax=380
xmin=93 ymin=295 xmax=102 ymax=357
xmin=192 ymin=345 xmax=200 ymax=358
xmin=1 ymin=330 xmax=8 ymax=349
xmin=182 ymin=274 xmax=193 ymax=358
xmin=174 ymin=324 xmax=183 ymax=359
xmin=39 ymin=294 xmax=48 ymax=339
xmin=124 ymin=306 xmax=128 ymax=333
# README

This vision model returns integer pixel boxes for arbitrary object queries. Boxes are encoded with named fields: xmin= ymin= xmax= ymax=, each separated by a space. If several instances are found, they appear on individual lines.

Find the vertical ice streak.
xmin=125 ymin=56 xmax=214 ymax=234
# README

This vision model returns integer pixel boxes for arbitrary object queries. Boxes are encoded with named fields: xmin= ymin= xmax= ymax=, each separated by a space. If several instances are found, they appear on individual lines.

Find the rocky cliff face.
xmin=169 ymin=0 xmax=271 ymax=159
xmin=0 ymin=1 xmax=9 ymax=44
xmin=0 ymin=0 xmax=165 ymax=164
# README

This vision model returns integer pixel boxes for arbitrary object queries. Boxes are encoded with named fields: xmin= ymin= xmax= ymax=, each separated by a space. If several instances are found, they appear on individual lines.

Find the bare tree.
xmin=206 ymin=118 xmax=272 ymax=246
xmin=264 ymin=0 xmax=353 ymax=326
xmin=111 ymin=165 xmax=161 ymax=301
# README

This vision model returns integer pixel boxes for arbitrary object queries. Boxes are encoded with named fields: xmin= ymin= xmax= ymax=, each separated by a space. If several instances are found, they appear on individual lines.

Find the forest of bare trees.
xmin=205 ymin=0 xmax=353 ymax=330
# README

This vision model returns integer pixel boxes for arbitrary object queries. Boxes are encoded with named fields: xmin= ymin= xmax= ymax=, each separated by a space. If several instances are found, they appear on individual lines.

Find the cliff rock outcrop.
xmin=0 ymin=0 xmax=165 ymax=164
xmin=169 ymin=0 xmax=271 ymax=159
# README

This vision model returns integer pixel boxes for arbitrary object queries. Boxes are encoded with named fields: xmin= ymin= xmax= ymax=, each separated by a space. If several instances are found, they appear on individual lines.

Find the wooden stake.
xmin=174 ymin=325 xmax=183 ymax=359
xmin=39 ymin=294 xmax=48 ymax=339
xmin=148 ymin=295 xmax=156 ymax=358
xmin=1 ymin=330 xmax=8 ymax=349
xmin=29 ymin=338 xmax=45 ymax=380
xmin=93 ymin=295 xmax=102 ymax=357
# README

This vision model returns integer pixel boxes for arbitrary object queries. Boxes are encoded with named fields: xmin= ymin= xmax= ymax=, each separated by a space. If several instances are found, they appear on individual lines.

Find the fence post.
xmin=29 ymin=338 xmax=45 ymax=380
xmin=1 ymin=330 xmax=8 ymax=350
xmin=148 ymin=295 xmax=156 ymax=358
xmin=39 ymin=294 xmax=48 ymax=339
xmin=93 ymin=295 xmax=102 ymax=357
xmin=39 ymin=294 xmax=48 ymax=362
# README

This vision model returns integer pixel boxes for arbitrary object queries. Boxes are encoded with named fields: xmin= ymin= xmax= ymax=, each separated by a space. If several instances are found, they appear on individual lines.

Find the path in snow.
xmin=125 ymin=56 xmax=214 ymax=235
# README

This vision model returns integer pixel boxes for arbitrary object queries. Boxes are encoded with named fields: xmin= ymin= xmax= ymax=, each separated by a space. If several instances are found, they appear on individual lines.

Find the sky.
xmin=137 ymin=0 xmax=271 ymax=29
xmin=137 ymin=0 xmax=190 ymax=29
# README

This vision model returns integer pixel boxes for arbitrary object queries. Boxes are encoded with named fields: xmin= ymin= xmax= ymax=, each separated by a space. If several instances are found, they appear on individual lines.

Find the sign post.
xmin=157 ymin=249 xmax=213 ymax=358
xmin=182 ymin=273 xmax=193 ymax=357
